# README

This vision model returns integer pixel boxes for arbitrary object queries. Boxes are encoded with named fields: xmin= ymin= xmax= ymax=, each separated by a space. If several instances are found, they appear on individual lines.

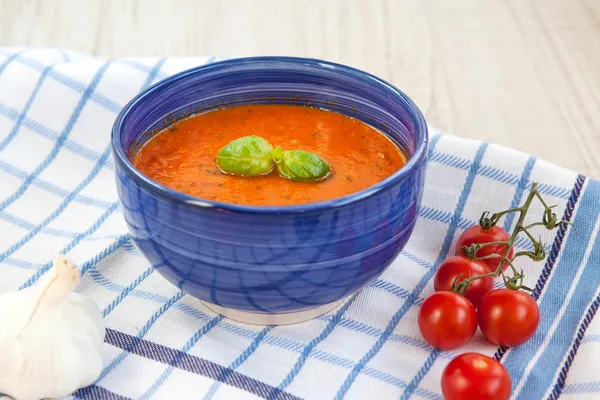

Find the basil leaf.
xmin=276 ymin=150 xmax=331 ymax=181
xmin=216 ymin=136 xmax=275 ymax=176
xmin=272 ymin=145 xmax=284 ymax=164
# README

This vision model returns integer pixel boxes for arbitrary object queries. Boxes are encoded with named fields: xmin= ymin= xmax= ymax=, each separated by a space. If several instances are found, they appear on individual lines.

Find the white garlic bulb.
xmin=0 ymin=255 xmax=105 ymax=400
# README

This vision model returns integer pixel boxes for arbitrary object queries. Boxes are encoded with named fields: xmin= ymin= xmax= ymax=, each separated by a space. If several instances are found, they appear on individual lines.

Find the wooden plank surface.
xmin=1 ymin=0 xmax=598 ymax=177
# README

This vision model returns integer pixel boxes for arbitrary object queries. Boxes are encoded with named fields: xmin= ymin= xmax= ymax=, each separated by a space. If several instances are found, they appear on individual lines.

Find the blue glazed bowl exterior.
xmin=112 ymin=57 xmax=428 ymax=313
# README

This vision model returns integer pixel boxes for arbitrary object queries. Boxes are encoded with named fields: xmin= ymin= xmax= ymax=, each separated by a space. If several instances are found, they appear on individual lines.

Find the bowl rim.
xmin=112 ymin=56 xmax=428 ymax=214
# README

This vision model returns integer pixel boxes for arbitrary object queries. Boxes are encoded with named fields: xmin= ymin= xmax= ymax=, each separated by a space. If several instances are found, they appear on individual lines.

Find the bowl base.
xmin=201 ymin=296 xmax=350 ymax=325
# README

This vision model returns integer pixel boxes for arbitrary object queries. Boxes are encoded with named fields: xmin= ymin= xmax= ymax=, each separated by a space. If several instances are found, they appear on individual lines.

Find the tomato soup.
xmin=132 ymin=105 xmax=407 ymax=206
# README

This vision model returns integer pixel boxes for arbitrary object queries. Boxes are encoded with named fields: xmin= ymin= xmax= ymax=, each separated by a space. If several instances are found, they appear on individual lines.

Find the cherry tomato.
xmin=442 ymin=353 xmax=511 ymax=400
xmin=418 ymin=291 xmax=477 ymax=350
xmin=434 ymin=256 xmax=494 ymax=307
xmin=456 ymin=225 xmax=514 ymax=272
xmin=478 ymin=289 xmax=540 ymax=346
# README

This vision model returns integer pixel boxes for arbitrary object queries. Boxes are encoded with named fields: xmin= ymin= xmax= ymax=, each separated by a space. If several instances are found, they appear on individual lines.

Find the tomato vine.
xmin=453 ymin=182 xmax=568 ymax=294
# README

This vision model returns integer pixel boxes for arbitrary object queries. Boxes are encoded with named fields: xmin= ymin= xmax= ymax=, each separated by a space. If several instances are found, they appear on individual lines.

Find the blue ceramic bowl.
xmin=112 ymin=57 xmax=428 ymax=324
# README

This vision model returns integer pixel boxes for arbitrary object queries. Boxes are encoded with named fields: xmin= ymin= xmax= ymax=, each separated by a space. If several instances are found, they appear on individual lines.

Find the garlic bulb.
xmin=0 ymin=255 xmax=105 ymax=400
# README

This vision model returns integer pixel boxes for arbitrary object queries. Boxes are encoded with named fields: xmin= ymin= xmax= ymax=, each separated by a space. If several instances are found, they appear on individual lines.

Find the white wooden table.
xmin=1 ymin=0 xmax=598 ymax=177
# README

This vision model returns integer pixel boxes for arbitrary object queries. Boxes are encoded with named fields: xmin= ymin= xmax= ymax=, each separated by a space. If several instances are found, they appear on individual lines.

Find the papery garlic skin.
xmin=0 ymin=256 xmax=105 ymax=400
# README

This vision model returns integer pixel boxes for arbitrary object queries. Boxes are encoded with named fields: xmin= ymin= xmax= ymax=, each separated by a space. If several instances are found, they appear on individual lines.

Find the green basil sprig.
xmin=216 ymin=136 xmax=275 ymax=176
xmin=273 ymin=149 xmax=331 ymax=181
xmin=216 ymin=136 xmax=331 ymax=182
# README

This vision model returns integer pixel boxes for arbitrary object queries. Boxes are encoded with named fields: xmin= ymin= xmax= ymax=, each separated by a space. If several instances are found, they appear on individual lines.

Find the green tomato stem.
xmin=454 ymin=182 xmax=569 ymax=293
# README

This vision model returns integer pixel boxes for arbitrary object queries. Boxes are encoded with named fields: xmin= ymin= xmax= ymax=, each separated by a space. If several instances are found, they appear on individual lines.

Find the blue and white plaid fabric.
xmin=0 ymin=48 xmax=598 ymax=400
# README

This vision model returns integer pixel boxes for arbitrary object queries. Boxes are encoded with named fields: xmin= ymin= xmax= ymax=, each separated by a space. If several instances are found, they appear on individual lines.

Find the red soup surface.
xmin=132 ymin=104 xmax=407 ymax=206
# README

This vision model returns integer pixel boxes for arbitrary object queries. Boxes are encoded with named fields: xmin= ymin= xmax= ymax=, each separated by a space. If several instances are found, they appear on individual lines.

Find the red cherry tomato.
xmin=418 ymin=292 xmax=477 ymax=350
xmin=434 ymin=256 xmax=494 ymax=307
xmin=478 ymin=289 xmax=540 ymax=346
xmin=456 ymin=225 xmax=514 ymax=272
xmin=442 ymin=353 xmax=511 ymax=400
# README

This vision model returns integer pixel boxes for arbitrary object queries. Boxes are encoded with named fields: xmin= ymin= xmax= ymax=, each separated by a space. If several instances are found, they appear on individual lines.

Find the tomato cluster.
xmin=418 ymin=224 xmax=541 ymax=400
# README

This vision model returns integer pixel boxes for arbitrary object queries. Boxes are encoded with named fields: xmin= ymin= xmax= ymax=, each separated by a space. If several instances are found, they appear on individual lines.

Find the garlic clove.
xmin=0 ymin=255 xmax=105 ymax=400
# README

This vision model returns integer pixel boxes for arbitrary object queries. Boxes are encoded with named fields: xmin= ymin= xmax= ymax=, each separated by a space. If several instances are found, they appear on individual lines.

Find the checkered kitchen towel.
xmin=0 ymin=48 xmax=598 ymax=400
